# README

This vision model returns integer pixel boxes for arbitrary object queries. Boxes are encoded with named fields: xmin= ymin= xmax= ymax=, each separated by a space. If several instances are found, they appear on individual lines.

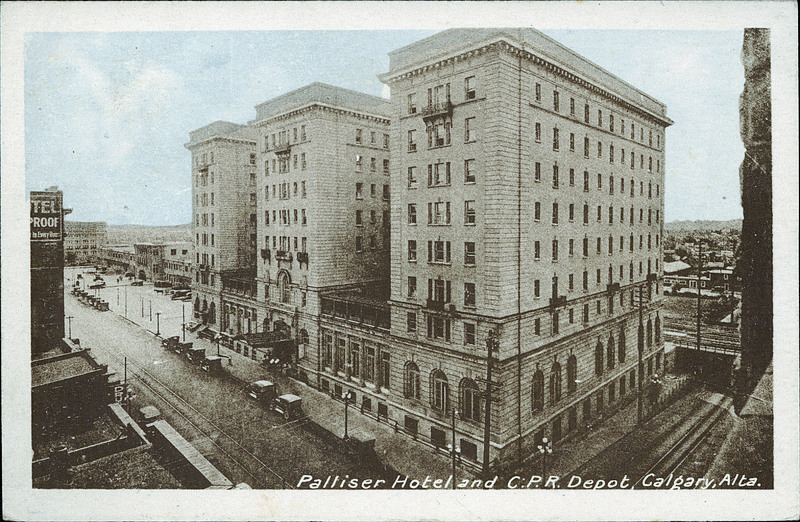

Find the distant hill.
xmin=665 ymin=219 xmax=742 ymax=232
xmin=106 ymin=223 xmax=192 ymax=245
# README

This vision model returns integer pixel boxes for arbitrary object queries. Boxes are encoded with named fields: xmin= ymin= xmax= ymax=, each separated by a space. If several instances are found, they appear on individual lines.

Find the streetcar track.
xmin=82 ymin=321 xmax=293 ymax=489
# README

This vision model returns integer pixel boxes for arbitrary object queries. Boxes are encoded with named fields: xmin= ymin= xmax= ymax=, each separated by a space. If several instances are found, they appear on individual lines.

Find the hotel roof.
xmin=382 ymin=28 xmax=670 ymax=122
xmin=251 ymin=82 xmax=390 ymax=124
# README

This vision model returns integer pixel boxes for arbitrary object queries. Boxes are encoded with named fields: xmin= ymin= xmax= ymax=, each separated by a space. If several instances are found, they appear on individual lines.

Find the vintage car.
xmin=131 ymin=280 xmax=144 ymax=286
xmin=186 ymin=346 xmax=207 ymax=364
xmin=271 ymin=394 xmax=303 ymax=421
xmin=175 ymin=341 xmax=193 ymax=354
xmin=201 ymin=355 xmax=225 ymax=374
xmin=161 ymin=335 xmax=180 ymax=350
xmin=246 ymin=380 xmax=277 ymax=405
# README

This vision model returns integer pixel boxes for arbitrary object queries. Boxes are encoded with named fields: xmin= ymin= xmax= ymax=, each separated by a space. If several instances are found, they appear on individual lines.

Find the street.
xmin=64 ymin=267 xmax=390 ymax=489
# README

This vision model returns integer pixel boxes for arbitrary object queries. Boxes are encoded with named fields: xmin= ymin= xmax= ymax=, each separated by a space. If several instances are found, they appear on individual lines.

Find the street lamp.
xmin=155 ymin=312 xmax=161 ymax=336
xmin=537 ymin=437 xmax=553 ymax=478
xmin=215 ymin=333 xmax=221 ymax=356
xmin=342 ymin=390 xmax=354 ymax=439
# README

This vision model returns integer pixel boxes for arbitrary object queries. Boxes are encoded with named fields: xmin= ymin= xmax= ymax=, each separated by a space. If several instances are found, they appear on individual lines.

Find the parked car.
xmin=271 ymin=394 xmax=303 ymax=420
xmin=171 ymin=290 xmax=190 ymax=300
xmin=187 ymin=346 xmax=207 ymax=364
xmin=201 ymin=355 xmax=225 ymax=374
xmin=246 ymin=380 xmax=277 ymax=405
xmin=131 ymin=280 xmax=144 ymax=286
xmin=89 ymin=281 xmax=106 ymax=289
xmin=161 ymin=335 xmax=180 ymax=350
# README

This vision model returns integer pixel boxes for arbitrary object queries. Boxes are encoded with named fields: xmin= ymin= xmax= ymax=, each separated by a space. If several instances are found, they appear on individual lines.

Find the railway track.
xmin=92 ymin=340 xmax=294 ymax=489
xmin=633 ymin=396 xmax=732 ymax=488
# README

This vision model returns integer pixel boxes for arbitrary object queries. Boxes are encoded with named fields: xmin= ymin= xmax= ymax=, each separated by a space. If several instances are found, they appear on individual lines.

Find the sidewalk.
xmin=188 ymin=333 xmax=461 ymax=481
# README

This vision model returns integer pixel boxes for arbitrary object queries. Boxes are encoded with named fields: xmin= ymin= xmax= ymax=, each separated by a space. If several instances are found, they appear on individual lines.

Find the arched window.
xmin=431 ymin=370 xmax=449 ymax=412
xmin=404 ymin=362 xmax=420 ymax=400
xmin=278 ymin=271 xmax=291 ymax=304
xmin=595 ymin=341 xmax=604 ymax=375
xmin=647 ymin=318 xmax=653 ymax=347
xmin=194 ymin=296 xmax=201 ymax=312
xmin=532 ymin=369 xmax=544 ymax=412
xmin=619 ymin=326 xmax=626 ymax=363
xmin=567 ymin=354 xmax=577 ymax=394
xmin=607 ymin=335 xmax=616 ymax=370
xmin=202 ymin=299 xmax=208 ymax=311
xmin=299 ymin=329 xmax=309 ymax=345
xmin=655 ymin=314 xmax=661 ymax=344
xmin=208 ymin=302 xmax=216 ymax=324
xmin=460 ymin=378 xmax=482 ymax=423
xmin=549 ymin=362 xmax=562 ymax=405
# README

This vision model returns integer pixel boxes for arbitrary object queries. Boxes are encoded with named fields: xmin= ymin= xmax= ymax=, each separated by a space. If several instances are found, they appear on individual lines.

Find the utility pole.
xmin=451 ymin=408 xmax=458 ymax=489
xmin=149 ymin=299 xmax=152 ymax=322
xmin=156 ymin=312 xmax=161 ymax=336
xmin=182 ymin=303 xmax=186 ymax=342
xmin=124 ymin=285 xmax=128 ymax=317
xmin=696 ymin=240 xmax=702 ymax=351
xmin=123 ymin=357 xmax=129 ymax=415
xmin=66 ymin=316 xmax=73 ymax=339
xmin=637 ymin=285 xmax=644 ymax=425
xmin=482 ymin=329 xmax=497 ymax=476
xmin=141 ymin=298 xmax=144 ymax=318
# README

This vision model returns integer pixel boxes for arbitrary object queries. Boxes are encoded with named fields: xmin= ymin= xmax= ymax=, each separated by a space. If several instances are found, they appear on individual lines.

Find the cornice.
xmin=251 ymin=102 xmax=390 ymax=128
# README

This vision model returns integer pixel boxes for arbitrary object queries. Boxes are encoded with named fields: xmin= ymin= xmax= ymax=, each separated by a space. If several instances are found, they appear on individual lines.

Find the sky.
xmin=24 ymin=29 xmax=745 ymax=225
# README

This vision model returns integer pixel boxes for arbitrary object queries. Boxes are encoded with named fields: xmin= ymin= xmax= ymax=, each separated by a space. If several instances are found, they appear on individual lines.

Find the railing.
xmin=549 ymin=295 xmax=567 ymax=309
xmin=261 ymin=249 xmax=271 ymax=261
xmin=275 ymin=250 xmax=293 ymax=262
xmin=296 ymin=252 xmax=309 ymax=265
xmin=320 ymin=297 xmax=390 ymax=331
xmin=273 ymin=142 xmax=291 ymax=156
xmin=421 ymin=100 xmax=453 ymax=121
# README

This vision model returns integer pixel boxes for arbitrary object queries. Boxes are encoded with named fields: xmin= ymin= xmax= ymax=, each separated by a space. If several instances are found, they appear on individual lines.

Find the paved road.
xmin=64 ymin=268 xmax=388 ymax=489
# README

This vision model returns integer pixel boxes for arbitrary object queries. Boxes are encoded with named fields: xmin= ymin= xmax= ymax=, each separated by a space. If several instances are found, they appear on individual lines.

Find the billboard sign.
xmin=30 ymin=191 xmax=63 ymax=241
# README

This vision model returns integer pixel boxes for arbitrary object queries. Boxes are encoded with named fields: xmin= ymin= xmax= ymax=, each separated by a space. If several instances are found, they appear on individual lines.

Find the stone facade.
xmin=377 ymin=28 xmax=671 ymax=467
xmin=163 ymin=241 xmax=192 ymax=287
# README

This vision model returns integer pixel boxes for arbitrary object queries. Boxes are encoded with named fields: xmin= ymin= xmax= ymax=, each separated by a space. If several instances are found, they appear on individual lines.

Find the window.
xmin=384 ymin=159 xmax=390 ymax=175
xmin=552 ymin=202 xmax=559 ymax=224
xmin=432 ymin=370 xmax=450 ymax=412
xmin=407 ymin=312 xmax=417 ymax=333
xmin=355 ymin=236 xmax=362 ymax=252
xmin=553 ymin=90 xmax=560 ymax=112
xmin=464 ymin=282 xmax=476 ymax=307
xmin=464 ymin=159 xmax=476 ymax=183
xmin=465 ymin=76 xmax=476 ymax=100
xmin=552 ymin=239 xmax=559 ymax=261
xmin=552 ymin=165 xmax=559 ymax=188
xmin=355 ymin=128 xmax=363 ymax=144
xmin=429 ymin=201 xmax=451 ymax=225
xmin=534 ymin=279 xmax=540 ymax=298
xmin=534 ymin=202 xmax=541 ymax=222
xmin=569 ymin=203 xmax=575 ymax=222
xmin=535 ymin=123 xmax=541 ymax=143
xmin=549 ymin=362 xmax=562 ymax=405
xmin=370 ymin=157 xmax=376 ymax=172
xmin=408 ymin=203 xmax=417 ymax=224
xmin=610 ymin=114 xmax=615 ymax=132
xmin=569 ymin=168 xmax=575 ymax=186
xmin=404 ymin=362 xmax=421 ymax=399
xmin=408 ymin=167 xmax=417 ymax=188
xmin=567 ymin=354 xmax=577 ymax=394
xmin=428 ymin=162 xmax=451 ymax=187
xmin=408 ymin=240 xmax=417 ymax=262
xmin=383 ymin=185 xmax=390 ymax=201
xmin=532 ymin=370 xmax=544 ymax=412
xmin=355 ymin=210 xmax=363 ymax=226
xmin=464 ymin=242 xmax=476 ymax=266
xmin=584 ymin=103 xmax=590 ymax=123
xmin=408 ymin=93 xmax=417 ymax=114
xmin=384 ymin=133 xmax=390 ymax=149
xmin=598 ymin=141 xmax=603 ymax=158
xmin=408 ymin=130 xmax=417 ymax=152
xmin=607 ymin=336 xmax=616 ymax=370
xmin=535 ymin=318 xmax=541 ymax=335
xmin=408 ymin=275 xmax=417 ymax=297
xmin=598 ymin=109 xmax=603 ymax=127
xmin=534 ymin=162 xmax=541 ymax=182
xmin=461 ymin=379 xmax=481 ymax=422
xmin=465 ymin=117 xmax=475 ymax=142
xmin=569 ymin=133 xmax=575 ymax=152
xmin=584 ymin=136 xmax=590 ymax=158
xmin=464 ymin=200 xmax=476 ymax=225
xmin=570 ymin=97 xmax=575 ymax=116
xmin=595 ymin=341 xmax=604 ymax=375
xmin=534 ymin=241 xmax=541 ymax=260
xmin=464 ymin=322 xmax=476 ymax=345
xmin=584 ymin=171 xmax=590 ymax=192
xmin=535 ymin=83 xmax=541 ymax=103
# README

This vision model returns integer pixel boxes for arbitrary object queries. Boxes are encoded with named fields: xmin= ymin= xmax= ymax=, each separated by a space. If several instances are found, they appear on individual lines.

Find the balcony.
xmin=321 ymin=292 xmax=390 ymax=331
xmin=425 ymin=299 xmax=457 ymax=316
xmin=221 ymin=268 xmax=256 ymax=298
xmin=198 ymin=263 xmax=209 ymax=272
xmin=274 ymin=142 xmax=291 ymax=157
xmin=647 ymin=272 xmax=659 ymax=283
xmin=296 ymin=252 xmax=309 ymax=265
xmin=606 ymin=282 xmax=621 ymax=293
xmin=275 ymin=250 xmax=293 ymax=262
xmin=421 ymin=100 xmax=453 ymax=122
xmin=261 ymin=248 xmax=271 ymax=262
xmin=549 ymin=295 xmax=567 ymax=309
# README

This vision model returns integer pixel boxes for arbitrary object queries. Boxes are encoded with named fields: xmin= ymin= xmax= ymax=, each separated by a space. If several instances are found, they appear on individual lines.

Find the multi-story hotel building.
xmin=366 ymin=28 xmax=671 ymax=467
xmin=250 ymin=82 xmax=391 ymax=358
xmin=64 ymin=220 xmax=107 ymax=265
xmin=184 ymin=29 xmax=670 ymax=470
xmin=185 ymin=121 xmax=258 ymax=328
